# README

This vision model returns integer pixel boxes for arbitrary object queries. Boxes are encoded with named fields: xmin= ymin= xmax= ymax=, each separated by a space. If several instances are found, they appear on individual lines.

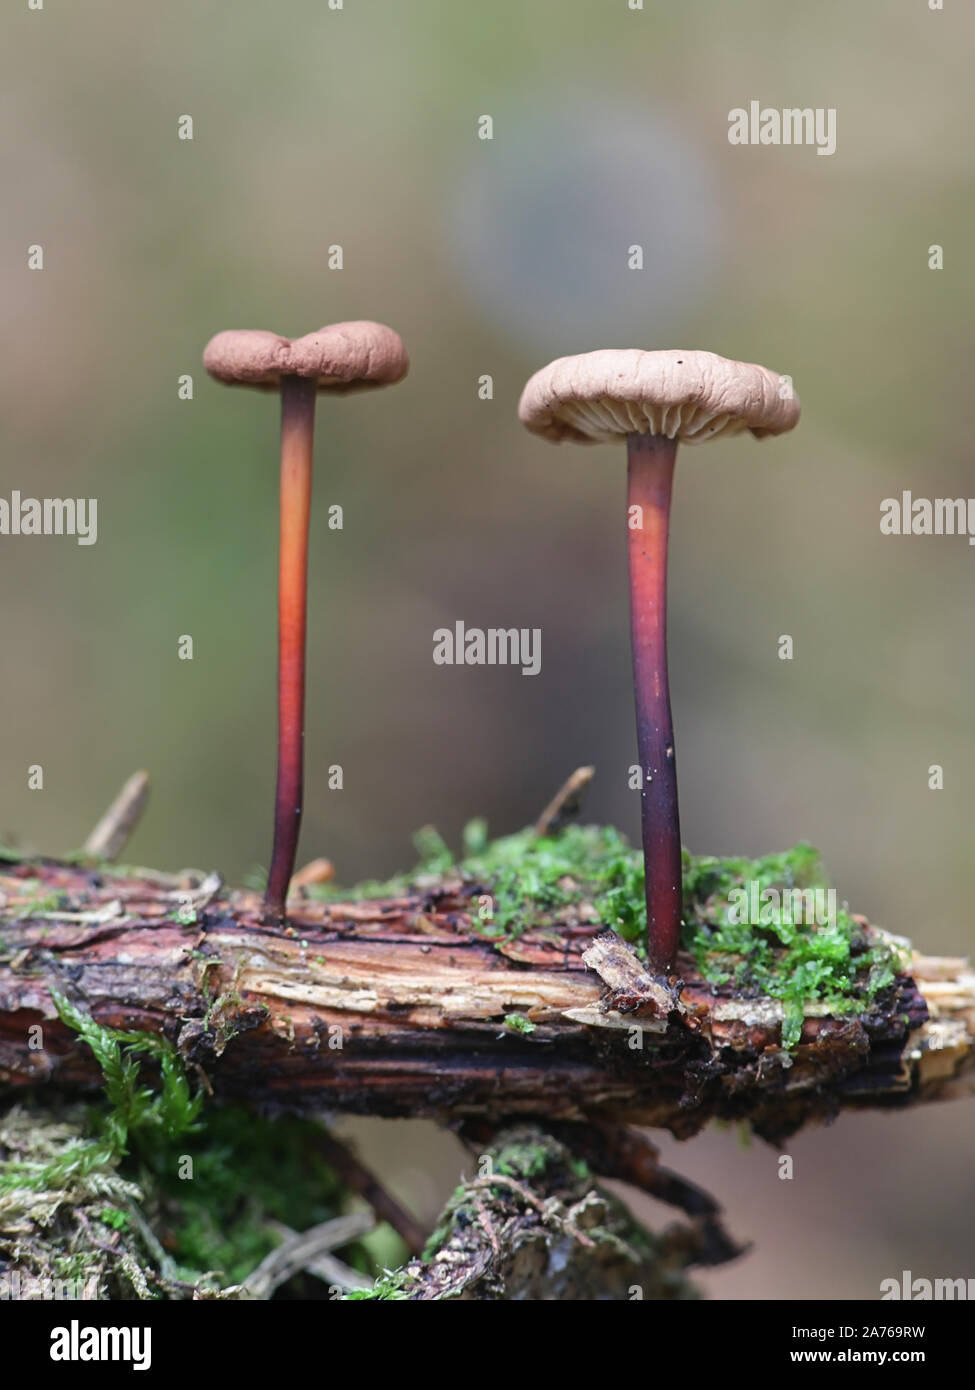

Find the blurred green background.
xmin=3 ymin=0 xmax=973 ymax=1299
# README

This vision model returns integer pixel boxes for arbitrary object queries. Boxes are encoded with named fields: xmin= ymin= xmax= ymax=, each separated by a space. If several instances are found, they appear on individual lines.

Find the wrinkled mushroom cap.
xmin=203 ymin=321 xmax=409 ymax=393
xmin=518 ymin=348 xmax=799 ymax=445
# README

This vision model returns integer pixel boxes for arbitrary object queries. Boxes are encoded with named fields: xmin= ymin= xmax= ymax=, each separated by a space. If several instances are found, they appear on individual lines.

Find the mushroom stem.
xmin=626 ymin=432 xmax=682 ymax=974
xmin=264 ymin=374 xmax=318 ymax=923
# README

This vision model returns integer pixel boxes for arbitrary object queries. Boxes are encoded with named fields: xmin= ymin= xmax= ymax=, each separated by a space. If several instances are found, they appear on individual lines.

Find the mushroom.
xmin=203 ymin=322 xmax=409 ymax=922
xmin=518 ymin=349 xmax=800 ymax=974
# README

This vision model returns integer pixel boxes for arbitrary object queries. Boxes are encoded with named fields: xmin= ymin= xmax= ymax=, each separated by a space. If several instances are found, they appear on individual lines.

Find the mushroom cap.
xmin=518 ymin=349 xmax=799 ymax=445
xmin=203 ymin=321 xmax=409 ymax=393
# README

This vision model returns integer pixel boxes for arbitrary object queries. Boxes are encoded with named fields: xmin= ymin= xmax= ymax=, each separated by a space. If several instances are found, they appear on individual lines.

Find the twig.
xmin=313 ymin=1130 xmax=427 ymax=1257
xmin=562 ymin=1198 xmax=596 ymax=1248
xmin=466 ymin=1173 xmax=550 ymax=1216
xmin=548 ymin=1121 xmax=745 ymax=1266
xmin=467 ymin=1173 xmax=594 ymax=1247
xmin=534 ymin=765 xmax=595 ymax=837
xmin=291 ymin=858 xmax=335 ymax=891
xmin=83 ymin=771 xmax=150 ymax=861
xmin=243 ymin=1211 xmax=374 ymax=1299
xmin=472 ymin=1196 xmax=500 ymax=1258
xmin=265 ymin=1221 xmax=371 ymax=1290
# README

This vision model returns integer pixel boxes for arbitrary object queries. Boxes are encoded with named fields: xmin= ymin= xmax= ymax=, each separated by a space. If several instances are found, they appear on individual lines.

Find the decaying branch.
xmin=368 ymin=1125 xmax=719 ymax=1300
xmin=0 ymin=857 xmax=973 ymax=1143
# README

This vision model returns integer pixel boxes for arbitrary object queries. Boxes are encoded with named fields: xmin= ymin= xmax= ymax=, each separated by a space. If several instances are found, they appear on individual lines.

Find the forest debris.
xmin=534 ymin=766 xmax=595 ymax=837
xmin=313 ymin=1130 xmax=426 ymax=1256
xmin=0 ymin=857 xmax=971 ymax=1143
xmin=350 ymin=1126 xmax=716 ymax=1300
xmin=243 ymin=1212 xmax=374 ymax=1298
xmin=573 ymin=930 xmax=685 ymax=1021
xmin=291 ymin=859 xmax=335 ymax=891
xmin=0 ymin=1105 xmax=188 ymax=1301
xmin=264 ymin=1221 xmax=371 ymax=1290
xmin=83 ymin=772 xmax=150 ymax=861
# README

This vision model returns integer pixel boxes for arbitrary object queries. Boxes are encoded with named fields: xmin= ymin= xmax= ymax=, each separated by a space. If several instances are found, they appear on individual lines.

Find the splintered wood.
xmin=0 ymin=859 xmax=972 ymax=1142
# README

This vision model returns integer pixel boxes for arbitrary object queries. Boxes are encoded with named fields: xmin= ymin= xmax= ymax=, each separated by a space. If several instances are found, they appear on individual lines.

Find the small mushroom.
xmin=519 ymin=349 xmax=799 ymax=974
xmin=204 ymin=322 xmax=409 ymax=922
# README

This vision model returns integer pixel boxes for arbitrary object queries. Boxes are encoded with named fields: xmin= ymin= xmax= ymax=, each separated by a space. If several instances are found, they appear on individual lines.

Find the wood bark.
xmin=1 ymin=858 xmax=973 ymax=1144
xmin=367 ymin=1125 xmax=716 ymax=1300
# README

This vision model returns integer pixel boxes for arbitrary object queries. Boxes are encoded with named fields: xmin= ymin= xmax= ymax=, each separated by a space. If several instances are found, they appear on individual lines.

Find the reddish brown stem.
xmin=264 ymin=375 xmax=317 ymax=923
xmin=627 ymin=433 xmax=682 ymax=974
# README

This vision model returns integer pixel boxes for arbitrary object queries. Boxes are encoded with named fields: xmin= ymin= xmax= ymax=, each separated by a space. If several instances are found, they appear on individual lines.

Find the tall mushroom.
xmin=203 ymin=322 xmax=409 ymax=923
xmin=518 ymin=349 xmax=800 ymax=975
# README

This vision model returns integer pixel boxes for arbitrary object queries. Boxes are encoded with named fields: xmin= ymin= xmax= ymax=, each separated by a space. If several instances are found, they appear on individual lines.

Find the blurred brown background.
xmin=2 ymin=0 xmax=972 ymax=1298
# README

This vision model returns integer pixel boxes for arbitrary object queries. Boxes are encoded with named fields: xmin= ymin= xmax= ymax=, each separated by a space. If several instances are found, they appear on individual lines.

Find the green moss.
xmin=380 ymin=1126 xmax=686 ymax=1301
xmin=494 ymin=1137 xmax=561 ymax=1180
xmin=344 ymin=1266 xmax=412 ymax=1301
xmin=1 ymin=994 xmax=203 ymax=1196
xmin=314 ymin=821 xmax=645 ymax=935
xmin=412 ymin=825 xmax=455 ymax=874
xmin=0 ymin=1130 xmax=118 ymax=1194
xmin=20 ymin=890 xmax=69 ymax=916
xmin=3 ymin=997 xmax=371 ymax=1290
xmin=51 ymin=991 xmax=204 ymax=1153
xmin=681 ymin=844 xmax=901 ymax=1046
xmin=96 ymin=1206 xmax=130 ymax=1231
xmin=316 ymin=822 xmax=901 ymax=1049
xmin=142 ymin=1107 xmax=352 ymax=1286
xmin=0 ymin=1099 xmax=180 ymax=1301
xmin=202 ymin=987 xmax=246 ymax=1031
xmin=60 ymin=997 xmax=373 ymax=1286
xmin=502 ymin=1013 xmax=536 ymax=1036
xmin=417 ymin=1131 xmax=587 ymax=1265
xmin=459 ymin=823 xmax=647 ymax=940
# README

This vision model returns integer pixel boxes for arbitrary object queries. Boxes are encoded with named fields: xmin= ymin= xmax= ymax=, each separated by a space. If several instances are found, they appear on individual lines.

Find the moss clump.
xmin=682 ymin=844 xmax=901 ymax=1046
xmin=52 ymin=991 xmax=204 ymax=1154
xmin=314 ymin=821 xmax=646 ymax=938
xmin=0 ymin=1102 xmax=181 ymax=1301
xmin=502 ymin=1013 xmax=537 ymax=1036
xmin=345 ymin=1266 xmax=413 ymax=1301
xmin=141 ymin=1108 xmax=356 ymax=1287
xmin=354 ymin=1127 xmax=701 ymax=1302
xmin=1 ymin=996 xmax=378 ymax=1295
xmin=493 ymin=1133 xmax=561 ymax=1181
xmin=457 ymin=824 xmax=647 ymax=940
xmin=314 ymin=823 xmax=902 ymax=1049
xmin=0 ymin=992 xmax=204 ymax=1201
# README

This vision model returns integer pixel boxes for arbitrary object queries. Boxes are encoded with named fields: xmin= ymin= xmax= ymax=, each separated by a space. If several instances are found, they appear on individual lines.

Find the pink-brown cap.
xmin=518 ymin=349 xmax=799 ymax=445
xmin=203 ymin=321 xmax=409 ymax=394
